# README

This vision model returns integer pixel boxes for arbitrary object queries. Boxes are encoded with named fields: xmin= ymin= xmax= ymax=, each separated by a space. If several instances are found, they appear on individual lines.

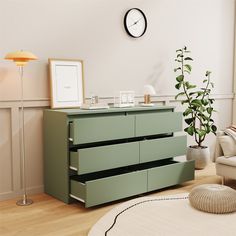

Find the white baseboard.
xmin=0 ymin=185 xmax=44 ymax=202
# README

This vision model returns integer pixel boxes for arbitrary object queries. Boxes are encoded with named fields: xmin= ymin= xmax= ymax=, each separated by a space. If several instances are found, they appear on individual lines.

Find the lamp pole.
xmin=16 ymin=65 xmax=33 ymax=206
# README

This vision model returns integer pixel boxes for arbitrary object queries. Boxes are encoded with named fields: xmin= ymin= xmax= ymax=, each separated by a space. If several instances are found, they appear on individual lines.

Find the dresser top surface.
xmin=46 ymin=105 xmax=176 ymax=115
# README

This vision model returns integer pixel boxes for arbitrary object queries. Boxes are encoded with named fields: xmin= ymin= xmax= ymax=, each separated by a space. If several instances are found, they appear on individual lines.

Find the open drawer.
xmin=147 ymin=160 xmax=195 ymax=191
xmin=70 ymin=159 xmax=194 ymax=207
xmin=70 ymin=142 xmax=139 ymax=174
xmin=70 ymin=169 xmax=147 ymax=207
xmin=70 ymin=115 xmax=135 ymax=145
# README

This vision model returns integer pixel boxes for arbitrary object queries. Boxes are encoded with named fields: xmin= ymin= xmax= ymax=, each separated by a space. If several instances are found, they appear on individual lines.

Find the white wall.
xmin=0 ymin=0 xmax=235 ymax=200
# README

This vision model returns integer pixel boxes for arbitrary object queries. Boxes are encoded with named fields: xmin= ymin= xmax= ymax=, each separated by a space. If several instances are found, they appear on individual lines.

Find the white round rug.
xmin=88 ymin=193 xmax=236 ymax=236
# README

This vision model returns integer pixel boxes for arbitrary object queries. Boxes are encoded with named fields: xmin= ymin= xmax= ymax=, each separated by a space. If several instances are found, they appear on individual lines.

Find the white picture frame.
xmin=114 ymin=91 xmax=135 ymax=107
xmin=49 ymin=59 xmax=85 ymax=108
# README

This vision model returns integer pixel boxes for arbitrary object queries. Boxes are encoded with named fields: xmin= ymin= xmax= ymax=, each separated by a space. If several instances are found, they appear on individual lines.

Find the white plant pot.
xmin=186 ymin=146 xmax=210 ymax=169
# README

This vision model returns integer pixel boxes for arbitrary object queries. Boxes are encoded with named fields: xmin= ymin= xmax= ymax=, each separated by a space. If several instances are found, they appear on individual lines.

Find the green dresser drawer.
xmin=140 ymin=136 xmax=187 ymax=163
xmin=136 ymin=112 xmax=182 ymax=136
xmin=70 ymin=142 xmax=139 ymax=174
xmin=70 ymin=170 xmax=147 ymax=207
xmin=147 ymin=160 xmax=195 ymax=191
xmin=70 ymin=115 xmax=135 ymax=144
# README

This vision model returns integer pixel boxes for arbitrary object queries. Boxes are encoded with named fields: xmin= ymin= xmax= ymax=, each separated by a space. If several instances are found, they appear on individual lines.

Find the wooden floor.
xmin=1 ymin=163 xmax=235 ymax=236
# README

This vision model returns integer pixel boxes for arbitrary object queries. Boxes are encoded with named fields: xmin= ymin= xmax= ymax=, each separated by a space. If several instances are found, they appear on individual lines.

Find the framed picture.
xmin=49 ymin=59 xmax=85 ymax=108
xmin=114 ymin=91 xmax=135 ymax=107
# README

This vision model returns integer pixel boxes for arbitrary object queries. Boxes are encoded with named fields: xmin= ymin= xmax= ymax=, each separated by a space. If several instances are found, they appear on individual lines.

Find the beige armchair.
xmin=214 ymin=131 xmax=236 ymax=184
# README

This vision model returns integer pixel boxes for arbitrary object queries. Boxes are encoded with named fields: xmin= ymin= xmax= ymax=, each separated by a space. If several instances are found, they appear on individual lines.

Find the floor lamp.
xmin=5 ymin=50 xmax=37 ymax=206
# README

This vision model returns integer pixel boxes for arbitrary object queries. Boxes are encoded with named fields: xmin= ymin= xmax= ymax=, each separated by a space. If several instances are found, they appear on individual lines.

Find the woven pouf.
xmin=189 ymin=184 xmax=236 ymax=214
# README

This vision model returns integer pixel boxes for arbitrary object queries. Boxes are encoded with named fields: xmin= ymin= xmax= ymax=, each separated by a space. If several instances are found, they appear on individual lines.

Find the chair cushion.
xmin=224 ymin=128 xmax=236 ymax=142
xmin=216 ymin=156 xmax=236 ymax=167
xmin=218 ymin=135 xmax=236 ymax=157
xmin=213 ymin=131 xmax=224 ymax=162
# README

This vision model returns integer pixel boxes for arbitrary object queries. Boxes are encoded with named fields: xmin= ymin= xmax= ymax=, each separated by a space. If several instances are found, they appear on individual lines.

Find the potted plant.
xmin=174 ymin=46 xmax=217 ymax=169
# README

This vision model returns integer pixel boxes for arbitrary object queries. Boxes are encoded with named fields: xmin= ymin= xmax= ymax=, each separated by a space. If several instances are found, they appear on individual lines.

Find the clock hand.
xmin=128 ymin=21 xmax=137 ymax=28
xmin=135 ymin=17 xmax=143 ymax=23
xmin=128 ymin=17 xmax=143 ymax=28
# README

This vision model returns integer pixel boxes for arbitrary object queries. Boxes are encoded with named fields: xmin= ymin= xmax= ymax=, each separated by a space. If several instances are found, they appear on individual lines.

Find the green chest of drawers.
xmin=43 ymin=106 xmax=194 ymax=207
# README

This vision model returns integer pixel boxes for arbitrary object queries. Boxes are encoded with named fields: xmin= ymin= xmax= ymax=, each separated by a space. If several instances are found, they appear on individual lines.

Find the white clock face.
xmin=124 ymin=8 xmax=147 ymax=38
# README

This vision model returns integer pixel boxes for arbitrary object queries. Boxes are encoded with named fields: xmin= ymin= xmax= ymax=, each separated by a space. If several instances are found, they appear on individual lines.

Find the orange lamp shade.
xmin=5 ymin=50 xmax=37 ymax=66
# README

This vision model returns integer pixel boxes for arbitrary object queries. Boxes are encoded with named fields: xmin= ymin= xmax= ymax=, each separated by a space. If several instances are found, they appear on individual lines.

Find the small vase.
xmin=187 ymin=146 xmax=210 ymax=169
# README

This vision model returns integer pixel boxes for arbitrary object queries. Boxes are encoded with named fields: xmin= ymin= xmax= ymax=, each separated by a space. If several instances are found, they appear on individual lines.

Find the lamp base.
xmin=16 ymin=197 xmax=33 ymax=206
xmin=140 ymin=103 xmax=155 ymax=107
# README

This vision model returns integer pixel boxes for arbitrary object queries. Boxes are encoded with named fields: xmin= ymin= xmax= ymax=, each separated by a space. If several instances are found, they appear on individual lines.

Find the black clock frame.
xmin=124 ymin=8 xmax=147 ymax=38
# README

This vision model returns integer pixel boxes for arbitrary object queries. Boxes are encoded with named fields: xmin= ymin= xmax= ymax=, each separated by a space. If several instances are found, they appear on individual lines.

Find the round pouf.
xmin=189 ymin=184 xmax=236 ymax=214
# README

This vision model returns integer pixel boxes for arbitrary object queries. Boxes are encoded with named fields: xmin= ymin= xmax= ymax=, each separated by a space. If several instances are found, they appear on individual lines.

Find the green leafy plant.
xmin=174 ymin=46 xmax=217 ymax=148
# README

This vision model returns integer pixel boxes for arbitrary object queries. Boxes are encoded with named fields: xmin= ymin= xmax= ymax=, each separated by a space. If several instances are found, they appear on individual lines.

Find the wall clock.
xmin=124 ymin=8 xmax=147 ymax=38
